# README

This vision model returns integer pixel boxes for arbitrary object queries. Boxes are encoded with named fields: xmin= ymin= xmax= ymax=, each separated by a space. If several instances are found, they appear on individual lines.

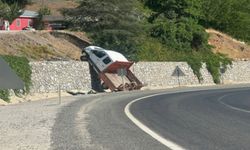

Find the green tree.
xmin=140 ymin=0 xmax=232 ymax=83
xmin=0 ymin=1 xmax=22 ymax=23
xmin=38 ymin=6 xmax=51 ymax=16
xmin=35 ymin=6 xmax=51 ymax=29
xmin=142 ymin=0 xmax=203 ymax=22
xmin=226 ymin=0 xmax=250 ymax=42
xmin=200 ymin=0 xmax=234 ymax=29
xmin=63 ymin=0 xmax=142 ymax=59
xmin=1 ymin=0 xmax=30 ymax=7
xmin=200 ymin=0 xmax=250 ymax=42
xmin=142 ymin=0 xmax=209 ymax=52
xmin=0 ymin=2 xmax=9 ymax=17
xmin=150 ymin=18 xmax=209 ymax=51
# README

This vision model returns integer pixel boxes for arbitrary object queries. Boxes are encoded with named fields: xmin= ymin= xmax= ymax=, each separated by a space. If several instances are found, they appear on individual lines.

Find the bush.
xmin=0 ymin=90 xmax=10 ymax=102
xmin=0 ymin=55 xmax=32 ymax=102
xmin=185 ymin=54 xmax=203 ymax=82
xmin=151 ymin=18 xmax=210 ymax=52
xmin=136 ymin=38 xmax=232 ymax=83
xmin=204 ymin=53 xmax=232 ymax=83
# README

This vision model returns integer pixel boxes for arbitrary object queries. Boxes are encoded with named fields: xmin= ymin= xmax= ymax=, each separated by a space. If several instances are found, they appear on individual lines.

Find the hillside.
xmin=0 ymin=29 xmax=249 ymax=61
xmin=0 ymin=31 xmax=89 ymax=60
xmin=21 ymin=0 xmax=250 ymax=61
xmin=25 ymin=0 xmax=78 ymax=16
xmin=207 ymin=29 xmax=250 ymax=60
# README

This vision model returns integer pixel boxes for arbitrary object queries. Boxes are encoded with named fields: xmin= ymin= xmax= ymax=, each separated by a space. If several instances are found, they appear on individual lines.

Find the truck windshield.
xmin=92 ymin=50 xmax=106 ymax=58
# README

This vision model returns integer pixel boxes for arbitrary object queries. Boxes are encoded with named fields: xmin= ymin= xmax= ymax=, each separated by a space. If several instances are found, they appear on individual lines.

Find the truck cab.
xmin=84 ymin=46 xmax=131 ymax=72
xmin=82 ymin=46 xmax=143 ymax=91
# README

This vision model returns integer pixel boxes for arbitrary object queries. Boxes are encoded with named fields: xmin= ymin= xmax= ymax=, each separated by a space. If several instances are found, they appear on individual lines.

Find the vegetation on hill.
xmin=35 ymin=6 xmax=51 ymax=30
xmin=1 ymin=0 xmax=30 ymax=7
xmin=62 ymin=0 xmax=141 ymax=59
xmin=63 ymin=0 xmax=245 ymax=83
xmin=0 ymin=0 xmax=31 ymax=22
xmin=200 ymin=0 xmax=250 ymax=42
xmin=0 ymin=0 xmax=249 ymax=84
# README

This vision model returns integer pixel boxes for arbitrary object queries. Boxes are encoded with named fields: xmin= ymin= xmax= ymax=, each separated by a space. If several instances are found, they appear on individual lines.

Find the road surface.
xmin=130 ymin=88 xmax=250 ymax=150
xmin=1 ymin=86 xmax=250 ymax=149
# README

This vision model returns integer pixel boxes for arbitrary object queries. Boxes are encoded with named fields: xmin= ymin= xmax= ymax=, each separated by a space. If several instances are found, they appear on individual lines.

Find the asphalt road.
xmin=3 ymin=86 xmax=249 ymax=149
xmin=51 ymin=90 xmax=169 ymax=150
xmin=51 ymin=86 xmax=250 ymax=150
xmin=131 ymin=88 xmax=250 ymax=150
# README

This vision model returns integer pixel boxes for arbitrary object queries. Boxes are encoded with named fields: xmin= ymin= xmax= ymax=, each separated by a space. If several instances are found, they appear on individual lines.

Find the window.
xmin=103 ymin=57 xmax=111 ymax=64
xmin=16 ymin=19 xmax=21 ymax=27
xmin=92 ymin=50 xmax=106 ymax=58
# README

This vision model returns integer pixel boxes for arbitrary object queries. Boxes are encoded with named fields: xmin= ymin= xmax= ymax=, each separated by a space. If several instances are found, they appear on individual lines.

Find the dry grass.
xmin=207 ymin=29 xmax=250 ymax=60
xmin=0 ymin=31 xmax=84 ymax=60
xmin=18 ymin=45 xmax=59 ymax=60
xmin=25 ymin=0 xmax=79 ymax=16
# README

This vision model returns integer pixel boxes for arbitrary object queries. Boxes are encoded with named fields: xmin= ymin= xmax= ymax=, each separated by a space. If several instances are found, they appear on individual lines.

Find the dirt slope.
xmin=207 ymin=29 xmax=250 ymax=60
xmin=0 ymin=31 xmax=89 ymax=60
xmin=26 ymin=0 xmax=78 ymax=16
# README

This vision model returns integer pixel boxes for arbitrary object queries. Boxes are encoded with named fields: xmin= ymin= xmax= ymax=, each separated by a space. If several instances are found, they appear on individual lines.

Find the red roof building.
xmin=0 ymin=10 xmax=38 ymax=31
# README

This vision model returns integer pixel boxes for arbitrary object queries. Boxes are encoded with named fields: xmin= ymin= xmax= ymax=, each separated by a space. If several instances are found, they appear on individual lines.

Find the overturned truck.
xmin=81 ymin=46 xmax=143 ymax=91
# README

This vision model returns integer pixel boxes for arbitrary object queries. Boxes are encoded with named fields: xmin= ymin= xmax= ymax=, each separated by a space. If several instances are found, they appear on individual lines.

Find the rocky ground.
xmin=0 ymin=95 xmax=78 ymax=149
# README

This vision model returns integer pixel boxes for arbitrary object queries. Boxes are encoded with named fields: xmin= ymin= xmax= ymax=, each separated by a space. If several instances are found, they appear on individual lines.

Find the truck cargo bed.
xmin=100 ymin=69 xmax=143 ymax=91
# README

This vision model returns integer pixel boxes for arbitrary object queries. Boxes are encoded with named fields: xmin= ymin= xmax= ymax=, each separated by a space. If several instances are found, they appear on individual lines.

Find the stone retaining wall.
xmin=29 ymin=61 xmax=250 ymax=93
xmin=30 ymin=61 xmax=91 ymax=93
xmin=132 ymin=62 xmax=214 ymax=88
xmin=223 ymin=61 xmax=250 ymax=84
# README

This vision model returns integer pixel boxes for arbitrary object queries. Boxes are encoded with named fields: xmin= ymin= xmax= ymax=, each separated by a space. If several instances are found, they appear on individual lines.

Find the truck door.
xmin=102 ymin=56 xmax=112 ymax=68
xmin=91 ymin=50 xmax=107 ymax=71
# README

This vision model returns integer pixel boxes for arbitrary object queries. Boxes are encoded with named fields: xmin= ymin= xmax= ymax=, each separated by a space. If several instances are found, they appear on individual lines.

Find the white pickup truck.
xmin=81 ymin=46 xmax=143 ymax=91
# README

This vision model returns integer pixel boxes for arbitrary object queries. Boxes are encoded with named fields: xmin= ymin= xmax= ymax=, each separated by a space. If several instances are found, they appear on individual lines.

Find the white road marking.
xmin=218 ymin=94 xmax=250 ymax=113
xmin=124 ymin=93 xmax=186 ymax=150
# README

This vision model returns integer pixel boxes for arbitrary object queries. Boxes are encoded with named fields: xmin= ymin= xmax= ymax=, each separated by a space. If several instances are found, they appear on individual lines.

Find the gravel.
xmin=0 ymin=96 xmax=79 ymax=150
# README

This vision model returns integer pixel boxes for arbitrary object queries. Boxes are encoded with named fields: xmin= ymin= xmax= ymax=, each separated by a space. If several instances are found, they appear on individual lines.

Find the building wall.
xmin=9 ymin=17 xmax=34 ymax=30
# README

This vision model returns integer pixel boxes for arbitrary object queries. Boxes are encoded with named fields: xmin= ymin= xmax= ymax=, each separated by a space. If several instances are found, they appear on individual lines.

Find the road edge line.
xmin=218 ymin=94 xmax=250 ymax=113
xmin=124 ymin=93 xmax=186 ymax=150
